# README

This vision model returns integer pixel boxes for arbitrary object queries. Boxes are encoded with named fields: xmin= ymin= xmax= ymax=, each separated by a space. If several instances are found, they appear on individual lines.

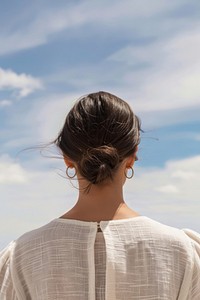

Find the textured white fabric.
xmin=0 ymin=216 xmax=200 ymax=299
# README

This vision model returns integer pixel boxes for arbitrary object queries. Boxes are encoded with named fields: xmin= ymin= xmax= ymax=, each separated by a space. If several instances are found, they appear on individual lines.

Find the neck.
xmin=62 ymin=176 xmax=139 ymax=222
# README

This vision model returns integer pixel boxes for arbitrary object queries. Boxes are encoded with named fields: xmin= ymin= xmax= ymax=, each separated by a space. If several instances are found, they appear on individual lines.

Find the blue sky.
xmin=0 ymin=0 xmax=200 ymax=249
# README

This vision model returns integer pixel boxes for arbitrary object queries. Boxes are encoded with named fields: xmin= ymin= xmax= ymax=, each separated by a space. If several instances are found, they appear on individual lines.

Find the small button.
xmin=97 ymin=223 xmax=102 ymax=232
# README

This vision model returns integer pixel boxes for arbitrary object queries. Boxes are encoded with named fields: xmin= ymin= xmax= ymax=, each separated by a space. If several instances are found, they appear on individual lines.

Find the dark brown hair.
xmin=54 ymin=91 xmax=141 ymax=191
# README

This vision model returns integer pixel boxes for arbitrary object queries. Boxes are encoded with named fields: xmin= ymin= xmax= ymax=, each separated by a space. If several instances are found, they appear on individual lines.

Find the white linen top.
xmin=0 ymin=216 xmax=200 ymax=300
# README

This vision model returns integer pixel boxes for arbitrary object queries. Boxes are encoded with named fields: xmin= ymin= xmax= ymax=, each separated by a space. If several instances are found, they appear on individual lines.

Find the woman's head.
xmin=54 ymin=91 xmax=141 ymax=189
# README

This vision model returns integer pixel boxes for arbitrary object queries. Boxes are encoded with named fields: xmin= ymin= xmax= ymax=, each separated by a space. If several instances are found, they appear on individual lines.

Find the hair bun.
xmin=79 ymin=145 xmax=120 ymax=184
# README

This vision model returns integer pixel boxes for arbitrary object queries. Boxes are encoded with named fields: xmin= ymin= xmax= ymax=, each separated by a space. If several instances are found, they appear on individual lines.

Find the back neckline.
xmin=53 ymin=215 xmax=148 ymax=226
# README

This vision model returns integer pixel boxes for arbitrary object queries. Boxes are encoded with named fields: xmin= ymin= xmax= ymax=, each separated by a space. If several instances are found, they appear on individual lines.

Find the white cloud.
xmin=0 ymin=155 xmax=29 ymax=184
xmin=0 ymin=154 xmax=76 ymax=249
xmin=171 ymin=170 xmax=196 ymax=180
xmin=124 ymin=155 xmax=200 ymax=230
xmin=0 ymin=99 xmax=12 ymax=107
xmin=0 ymin=68 xmax=43 ymax=97
xmin=156 ymin=184 xmax=179 ymax=194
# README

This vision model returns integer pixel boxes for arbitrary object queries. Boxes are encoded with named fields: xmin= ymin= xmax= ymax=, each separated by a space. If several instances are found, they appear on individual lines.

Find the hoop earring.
xmin=125 ymin=167 xmax=134 ymax=179
xmin=66 ymin=166 xmax=77 ymax=179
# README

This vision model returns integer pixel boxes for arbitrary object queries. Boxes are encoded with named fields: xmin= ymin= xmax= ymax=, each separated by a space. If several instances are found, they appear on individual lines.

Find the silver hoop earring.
xmin=66 ymin=166 xmax=77 ymax=179
xmin=125 ymin=167 xmax=134 ymax=179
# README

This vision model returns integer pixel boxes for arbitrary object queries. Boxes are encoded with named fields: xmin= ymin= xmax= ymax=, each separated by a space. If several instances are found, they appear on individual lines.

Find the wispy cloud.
xmin=0 ymin=0 xmax=190 ymax=56
xmin=44 ymin=21 xmax=200 ymax=128
xmin=0 ymin=68 xmax=43 ymax=97
xmin=108 ymin=26 xmax=200 ymax=112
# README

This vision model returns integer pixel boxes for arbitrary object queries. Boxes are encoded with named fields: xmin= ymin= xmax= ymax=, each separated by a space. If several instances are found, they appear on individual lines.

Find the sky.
xmin=0 ymin=0 xmax=200 ymax=249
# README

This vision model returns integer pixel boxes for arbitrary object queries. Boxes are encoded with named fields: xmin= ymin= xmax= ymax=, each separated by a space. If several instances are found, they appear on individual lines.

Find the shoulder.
xmin=0 ymin=241 xmax=18 ymax=298
xmin=14 ymin=220 xmax=58 ymax=251
xmin=181 ymin=228 xmax=200 ymax=245
xmin=0 ymin=220 xmax=61 ymax=275
xmin=181 ymin=228 xmax=200 ymax=257
xmin=141 ymin=217 xmax=199 ymax=256
xmin=0 ymin=240 xmax=16 ymax=266
xmin=0 ymin=221 xmax=53 ymax=261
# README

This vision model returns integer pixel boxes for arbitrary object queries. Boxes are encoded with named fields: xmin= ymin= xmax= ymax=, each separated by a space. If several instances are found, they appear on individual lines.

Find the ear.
xmin=63 ymin=155 xmax=74 ymax=168
xmin=125 ymin=156 xmax=134 ymax=168
xmin=125 ymin=146 xmax=138 ymax=168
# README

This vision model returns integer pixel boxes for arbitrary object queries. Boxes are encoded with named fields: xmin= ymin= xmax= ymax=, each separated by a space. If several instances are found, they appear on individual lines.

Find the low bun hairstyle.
xmin=54 ymin=91 xmax=141 ymax=191
xmin=79 ymin=145 xmax=120 ymax=185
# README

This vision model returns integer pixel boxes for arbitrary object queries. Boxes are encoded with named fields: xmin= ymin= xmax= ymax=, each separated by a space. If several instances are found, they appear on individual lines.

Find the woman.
xmin=0 ymin=91 xmax=200 ymax=299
